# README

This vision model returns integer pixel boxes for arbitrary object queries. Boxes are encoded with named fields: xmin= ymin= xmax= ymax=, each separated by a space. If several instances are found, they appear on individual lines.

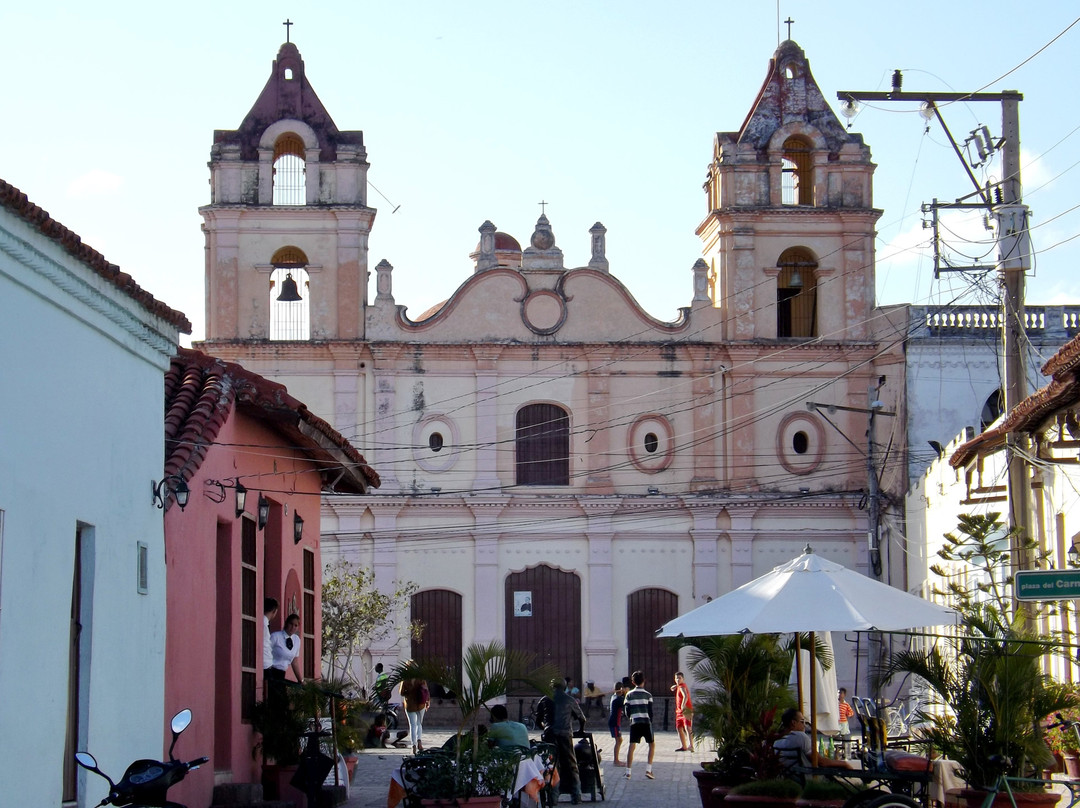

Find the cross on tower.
xmin=784 ymin=17 xmax=794 ymax=39
xmin=538 ymin=200 xmax=548 ymax=215
xmin=283 ymin=18 xmax=294 ymax=43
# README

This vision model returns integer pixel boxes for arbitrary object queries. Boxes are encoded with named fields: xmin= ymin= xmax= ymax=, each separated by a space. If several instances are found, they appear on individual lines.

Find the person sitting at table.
xmin=774 ymin=708 xmax=851 ymax=770
xmin=487 ymin=703 xmax=531 ymax=750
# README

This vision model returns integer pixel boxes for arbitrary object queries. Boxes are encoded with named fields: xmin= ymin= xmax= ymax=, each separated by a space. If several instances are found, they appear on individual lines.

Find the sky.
xmin=4 ymin=1 xmax=1080 ymax=343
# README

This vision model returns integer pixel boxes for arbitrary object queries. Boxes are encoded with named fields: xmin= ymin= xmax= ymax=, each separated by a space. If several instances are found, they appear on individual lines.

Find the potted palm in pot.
xmin=680 ymin=633 xmax=797 ymax=808
xmin=878 ymin=514 xmax=1077 ymax=808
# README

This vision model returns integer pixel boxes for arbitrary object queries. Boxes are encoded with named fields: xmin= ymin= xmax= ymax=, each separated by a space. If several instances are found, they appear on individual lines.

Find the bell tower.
xmin=200 ymin=41 xmax=374 ymax=343
xmin=697 ymin=39 xmax=880 ymax=342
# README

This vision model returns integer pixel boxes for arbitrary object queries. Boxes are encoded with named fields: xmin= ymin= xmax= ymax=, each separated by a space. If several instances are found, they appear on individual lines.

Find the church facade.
xmin=199 ymin=39 xmax=907 ymax=691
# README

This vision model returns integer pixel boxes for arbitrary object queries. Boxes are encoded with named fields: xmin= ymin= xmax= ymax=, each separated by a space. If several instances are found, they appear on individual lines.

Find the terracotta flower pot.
xmin=949 ymin=788 xmax=1061 ymax=808
xmin=1065 ymin=753 xmax=1080 ymax=779
xmin=694 ymin=769 xmax=730 ymax=808
xmin=725 ymin=793 xmax=799 ymax=808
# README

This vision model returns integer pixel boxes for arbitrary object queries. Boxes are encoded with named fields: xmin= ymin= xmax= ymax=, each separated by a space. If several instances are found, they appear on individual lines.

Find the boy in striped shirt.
xmin=622 ymin=670 xmax=655 ymax=780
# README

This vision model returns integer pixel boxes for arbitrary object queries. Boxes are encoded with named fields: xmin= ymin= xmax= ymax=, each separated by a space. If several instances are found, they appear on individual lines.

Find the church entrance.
xmin=505 ymin=565 xmax=581 ymax=694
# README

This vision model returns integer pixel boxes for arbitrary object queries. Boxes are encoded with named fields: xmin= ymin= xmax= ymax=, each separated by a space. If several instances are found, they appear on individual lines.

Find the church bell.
xmin=276 ymin=272 xmax=303 ymax=302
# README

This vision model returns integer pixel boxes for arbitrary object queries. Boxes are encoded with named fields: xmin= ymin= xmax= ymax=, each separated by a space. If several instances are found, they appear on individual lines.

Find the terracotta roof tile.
xmin=164 ymin=348 xmax=378 ymax=495
xmin=0 ymin=177 xmax=192 ymax=333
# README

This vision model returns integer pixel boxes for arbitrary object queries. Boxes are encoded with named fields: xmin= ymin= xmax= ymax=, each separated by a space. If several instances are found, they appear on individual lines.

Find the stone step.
xmin=210 ymin=781 xmax=296 ymax=808
xmin=211 ymin=782 xmax=264 ymax=804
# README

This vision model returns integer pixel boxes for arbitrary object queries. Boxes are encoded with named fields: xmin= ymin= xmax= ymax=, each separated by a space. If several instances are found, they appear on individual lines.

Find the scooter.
xmin=75 ymin=708 xmax=209 ymax=807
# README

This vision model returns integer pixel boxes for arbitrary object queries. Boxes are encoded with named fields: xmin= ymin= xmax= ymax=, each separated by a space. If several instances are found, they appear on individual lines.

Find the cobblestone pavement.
xmin=344 ymin=729 xmax=705 ymax=808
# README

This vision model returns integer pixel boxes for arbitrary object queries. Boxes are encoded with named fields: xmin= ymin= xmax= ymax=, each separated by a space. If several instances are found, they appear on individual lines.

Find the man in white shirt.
xmin=263 ymin=598 xmax=279 ymax=679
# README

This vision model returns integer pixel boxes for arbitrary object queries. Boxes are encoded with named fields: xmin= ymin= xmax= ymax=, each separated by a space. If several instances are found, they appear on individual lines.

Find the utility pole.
xmin=836 ymin=82 xmax=1033 ymax=582
xmin=807 ymin=385 xmax=894 ymax=579
xmin=867 ymin=378 xmax=886 ymax=580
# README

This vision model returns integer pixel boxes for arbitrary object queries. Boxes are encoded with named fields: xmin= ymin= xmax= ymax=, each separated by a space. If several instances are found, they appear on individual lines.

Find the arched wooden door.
xmin=412 ymin=589 xmax=462 ymax=697
xmin=626 ymin=588 xmax=679 ymax=689
xmin=505 ymin=565 xmax=581 ymax=693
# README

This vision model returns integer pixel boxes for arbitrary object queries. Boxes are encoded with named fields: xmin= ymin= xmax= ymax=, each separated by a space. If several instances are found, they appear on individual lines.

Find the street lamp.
xmin=235 ymin=481 xmax=247 ymax=518
xmin=152 ymin=476 xmax=190 ymax=511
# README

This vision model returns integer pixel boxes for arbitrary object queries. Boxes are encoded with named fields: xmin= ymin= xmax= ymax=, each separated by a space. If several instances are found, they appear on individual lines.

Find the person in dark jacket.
xmin=542 ymin=679 xmax=585 ymax=804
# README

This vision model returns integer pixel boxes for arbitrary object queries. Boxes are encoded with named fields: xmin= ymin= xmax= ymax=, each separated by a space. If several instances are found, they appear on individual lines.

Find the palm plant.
xmin=880 ymin=604 xmax=1073 ymax=787
xmin=392 ymin=641 xmax=558 ymax=758
xmin=686 ymin=633 xmax=797 ymax=783
xmin=879 ymin=513 xmax=1078 ymax=789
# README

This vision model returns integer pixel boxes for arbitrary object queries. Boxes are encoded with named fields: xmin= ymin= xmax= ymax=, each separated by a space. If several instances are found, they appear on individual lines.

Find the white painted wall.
xmin=0 ymin=208 xmax=180 ymax=806
xmin=905 ymin=306 xmax=1078 ymax=484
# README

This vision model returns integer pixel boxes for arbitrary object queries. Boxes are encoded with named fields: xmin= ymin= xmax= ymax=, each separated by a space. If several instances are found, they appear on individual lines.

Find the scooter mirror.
xmin=74 ymin=752 xmax=98 ymax=770
xmin=171 ymin=709 xmax=192 ymax=735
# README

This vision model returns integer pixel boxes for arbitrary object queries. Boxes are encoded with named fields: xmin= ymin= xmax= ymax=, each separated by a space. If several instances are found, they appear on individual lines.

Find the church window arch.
xmin=776 ymin=247 xmax=817 ymax=338
xmin=516 ymin=403 xmax=570 ymax=486
xmin=272 ymin=133 xmax=306 ymax=205
xmin=781 ymin=136 xmax=813 ymax=206
xmin=269 ymin=246 xmax=310 ymax=341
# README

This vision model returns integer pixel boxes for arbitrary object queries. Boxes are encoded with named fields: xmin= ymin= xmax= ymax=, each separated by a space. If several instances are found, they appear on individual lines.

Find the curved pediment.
xmin=385 ymin=266 xmax=698 ymax=343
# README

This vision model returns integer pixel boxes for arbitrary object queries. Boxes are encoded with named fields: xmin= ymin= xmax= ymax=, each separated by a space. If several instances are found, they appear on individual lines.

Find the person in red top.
xmin=837 ymin=687 xmax=855 ymax=757
xmin=672 ymin=671 xmax=695 ymax=752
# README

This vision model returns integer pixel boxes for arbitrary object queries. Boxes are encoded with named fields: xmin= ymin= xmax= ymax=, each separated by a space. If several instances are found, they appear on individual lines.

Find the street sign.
xmin=1014 ymin=569 xmax=1080 ymax=601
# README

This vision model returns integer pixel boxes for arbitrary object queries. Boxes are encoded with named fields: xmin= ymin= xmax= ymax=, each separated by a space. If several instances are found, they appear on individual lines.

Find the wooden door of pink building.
xmin=505 ymin=565 xmax=581 ymax=690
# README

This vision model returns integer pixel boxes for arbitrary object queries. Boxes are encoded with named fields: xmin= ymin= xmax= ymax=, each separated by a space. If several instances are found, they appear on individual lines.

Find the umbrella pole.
xmin=810 ymin=631 xmax=819 ymax=766
xmin=794 ymin=633 xmax=804 ymax=713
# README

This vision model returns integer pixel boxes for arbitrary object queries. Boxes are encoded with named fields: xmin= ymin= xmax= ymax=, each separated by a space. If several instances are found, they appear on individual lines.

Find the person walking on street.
xmin=623 ymin=670 xmax=655 ymax=780
xmin=399 ymin=670 xmax=430 ymax=754
xmin=608 ymin=681 xmax=627 ymax=766
xmin=544 ymin=679 xmax=585 ymax=805
xmin=673 ymin=671 xmax=695 ymax=752
xmin=837 ymin=687 xmax=854 ymax=757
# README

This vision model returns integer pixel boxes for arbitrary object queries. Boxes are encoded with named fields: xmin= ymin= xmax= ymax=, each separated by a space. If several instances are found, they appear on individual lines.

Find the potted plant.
xmin=334 ymin=695 xmax=365 ymax=779
xmin=879 ymin=514 xmax=1077 ymax=807
xmin=250 ymin=688 xmax=308 ymax=801
xmin=398 ymin=744 xmax=521 ymax=807
xmin=680 ymin=634 xmax=797 ymax=808
xmin=392 ymin=641 xmax=558 ymax=805
xmin=796 ymin=779 xmax=850 ymax=808
xmin=1046 ymin=700 xmax=1080 ymax=778
xmin=725 ymin=777 xmax=802 ymax=808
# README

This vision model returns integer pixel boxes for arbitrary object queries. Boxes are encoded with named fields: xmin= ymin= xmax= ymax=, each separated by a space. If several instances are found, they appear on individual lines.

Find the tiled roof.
xmin=164 ymin=348 xmax=379 ymax=498
xmin=950 ymin=331 xmax=1080 ymax=468
xmin=0 ymin=178 xmax=192 ymax=333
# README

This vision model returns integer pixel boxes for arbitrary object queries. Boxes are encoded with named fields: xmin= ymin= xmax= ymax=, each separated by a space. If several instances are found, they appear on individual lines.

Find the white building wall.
xmin=0 ymin=208 xmax=179 ymax=806
xmin=905 ymin=306 xmax=1079 ymax=484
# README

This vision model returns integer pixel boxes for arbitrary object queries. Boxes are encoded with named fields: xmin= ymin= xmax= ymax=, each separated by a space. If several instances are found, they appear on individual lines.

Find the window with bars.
xmin=272 ymin=133 xmax=306 ymax=205
xmin=781 ymin=137 xmax=813 ymax=206
xmin=269 ymin=246 xmax=310 ymax=341
xmin=515 ymin=403 xmax=570 ymax=486
xmin=303 ymin=549 xmax=316 ymax=679
xmin=240 ymin=518 xmax=257 ymax=720
xmin=776 ymin=247 xmax=817 ymax=338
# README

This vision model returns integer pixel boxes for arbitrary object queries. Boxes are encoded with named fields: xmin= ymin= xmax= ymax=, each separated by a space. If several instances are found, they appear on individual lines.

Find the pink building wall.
xmin=163 ymin=409 xmax=324 ymax=808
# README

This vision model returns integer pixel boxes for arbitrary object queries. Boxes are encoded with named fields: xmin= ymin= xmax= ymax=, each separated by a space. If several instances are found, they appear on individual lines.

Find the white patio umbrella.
xmin=657 ymin=546 xmax=955 ymax=761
